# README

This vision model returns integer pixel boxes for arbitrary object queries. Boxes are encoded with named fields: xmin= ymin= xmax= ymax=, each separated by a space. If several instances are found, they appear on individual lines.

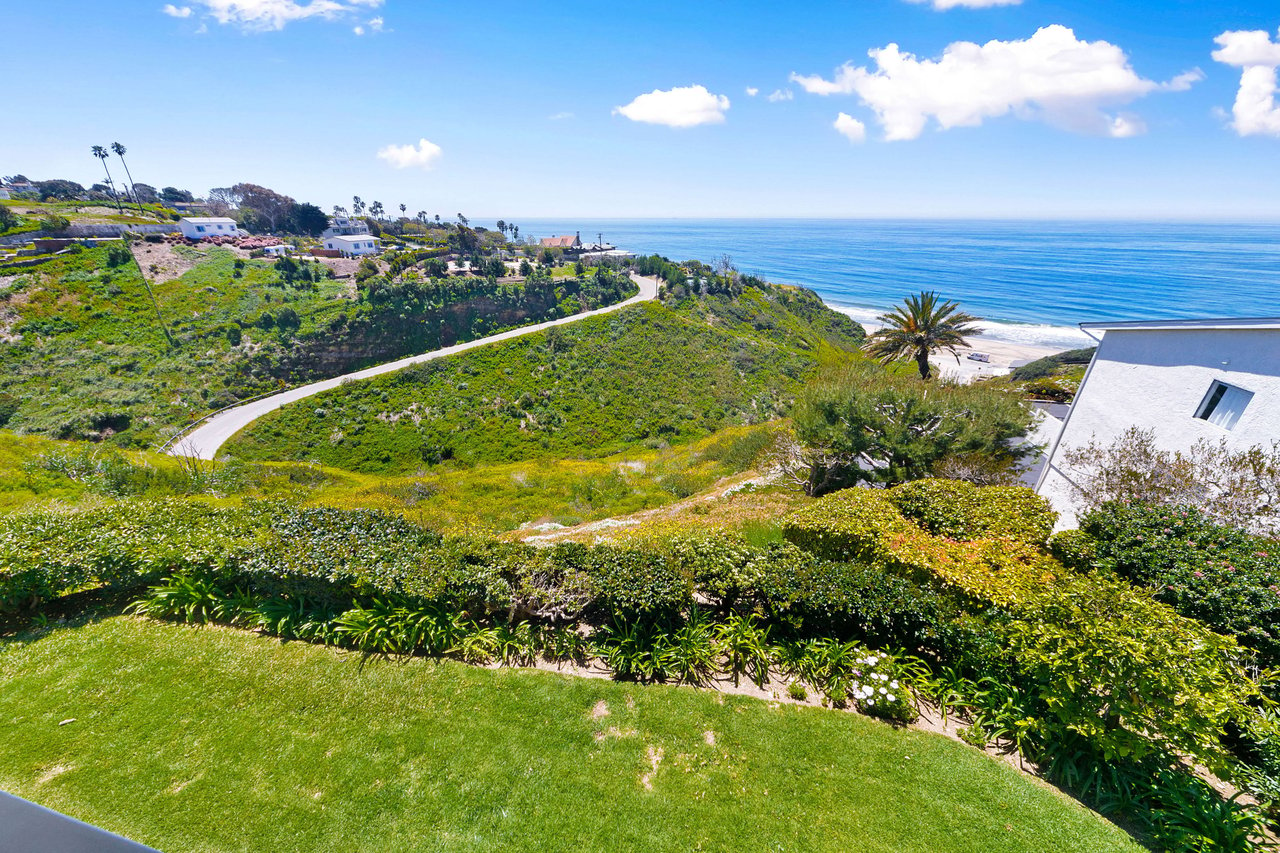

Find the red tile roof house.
xmin=539 ymin=232 xmax=583 ymax=252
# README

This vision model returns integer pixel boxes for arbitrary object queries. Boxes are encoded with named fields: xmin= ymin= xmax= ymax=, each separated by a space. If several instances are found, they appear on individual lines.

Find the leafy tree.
xmin=207 ymin=187 xmax=240 ymax=216
xmin=457 ymin=213 xmax=468 ymax=227
xmin=540 ymin=248 xmax=557 ymax=266
xmin=288 ymin=202 xmax=329 ymax=237
xmin=35 ymin=179 xmax=84 ymax=203
xmin=0 ymin=205 xmax=18 ymax=234
xmin=573 ymin=260 xmax=586 ymax=276
xmin=518 ymin=259 xmax=533 ymax=277
xmin=785 ymin=363 xmax=1033 ymax=494
xmin=131 ymin=183 xmax=160 ymax=204
xmin=161 ymin=187 xmax=195 ymax=203
xmin=866 ymin=291 xmax=980 ymax=380
xmin=452 ymin=225 xmax=479 ymax=254
xmin=233 ymin=183 xmax=294 ymax=233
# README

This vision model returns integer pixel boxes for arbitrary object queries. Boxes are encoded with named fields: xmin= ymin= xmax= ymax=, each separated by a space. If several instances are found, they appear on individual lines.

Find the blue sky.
xmin=4 ymin=0 xmax=1280 ymax=219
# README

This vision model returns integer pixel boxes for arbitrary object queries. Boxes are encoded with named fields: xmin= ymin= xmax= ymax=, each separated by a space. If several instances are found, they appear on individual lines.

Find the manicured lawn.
xmin=0 ymin=616 xmax=1141 ymax=852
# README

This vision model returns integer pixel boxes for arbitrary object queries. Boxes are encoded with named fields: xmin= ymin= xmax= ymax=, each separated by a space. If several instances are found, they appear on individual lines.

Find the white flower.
xmin=887 ymin=694 xmax=896 ymax=702
xmin=891 ymin=680 xmax=899 ymax=689
xmin=879 ymin=687 xmax=887 ymax=694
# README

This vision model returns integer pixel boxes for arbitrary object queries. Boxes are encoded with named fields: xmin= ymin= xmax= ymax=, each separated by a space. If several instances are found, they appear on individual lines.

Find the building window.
xmin=1195 ymin=380 xmax=1254 ymax=430
xmin=196 ymin=225 xmax=205 ymax=233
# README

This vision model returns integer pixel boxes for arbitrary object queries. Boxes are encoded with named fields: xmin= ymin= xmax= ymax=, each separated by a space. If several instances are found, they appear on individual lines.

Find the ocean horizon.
xmin=516 ymin=219 xmax=1280 ymax=350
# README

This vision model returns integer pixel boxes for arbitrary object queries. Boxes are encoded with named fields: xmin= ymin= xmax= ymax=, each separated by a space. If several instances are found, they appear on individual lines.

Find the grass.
xmin=0 ymin=615 xmax=1143 ymax=853
xmin=0 ymin=425 xmax=780 ymax=534
xmin=0 ymin=245 xmax=632 ymax=446
xmin=227 ymin=287 xmax=863 ymax=474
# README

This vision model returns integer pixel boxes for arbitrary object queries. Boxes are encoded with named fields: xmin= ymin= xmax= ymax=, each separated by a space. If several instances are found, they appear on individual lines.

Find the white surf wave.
xmin=830 ymin=305 xmax=1093 ymax=352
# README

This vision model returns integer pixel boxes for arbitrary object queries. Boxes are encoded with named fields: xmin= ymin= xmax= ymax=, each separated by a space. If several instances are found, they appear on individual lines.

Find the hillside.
xmin=225 ymin=284 xmax=865 ymax=473
xmin=0 ymin=244 xmax=633 ymax=446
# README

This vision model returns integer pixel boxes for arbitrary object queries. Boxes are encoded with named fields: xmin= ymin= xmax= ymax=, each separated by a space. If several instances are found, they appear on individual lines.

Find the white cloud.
xmin=162 ymin=4 xmax=193 ymax=17
xmin=377 ymin=138 xmax=443 ymax=170
xmin=906 ymin=0 xmax=1022 ymax=9
xmin=834 ymin=112 xmax=867 ymax=143
xmin=791 ymin=25 xmax=1193 ymax=140
xmin=1213 ymin=28 xmax=1280 ymax=137
xmin=613 ymin=85 xmax=730 ymax=128
xmin=549 ymin=111 xmax=574 ymax=120
xmin=767 ymin=89 xmax=794 ymax=102
xmin=170 ymin=0 xmax=383 ymax=32
xmin=746 ymin=87 xmax=759 ymax=97
xmin=353 ymin=24 xmax=363 ymax=34
xmin=367 ymin=15 xmax=383 ymax=31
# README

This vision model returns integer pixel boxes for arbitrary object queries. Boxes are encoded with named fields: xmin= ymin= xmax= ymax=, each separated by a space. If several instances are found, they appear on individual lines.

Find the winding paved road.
xmin=167 ymin=273 xmax=660 ymax=460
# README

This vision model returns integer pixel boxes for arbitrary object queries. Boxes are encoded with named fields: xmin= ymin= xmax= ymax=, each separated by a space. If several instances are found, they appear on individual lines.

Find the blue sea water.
xmin=514 ymin=219 xmax=1280 ymax=349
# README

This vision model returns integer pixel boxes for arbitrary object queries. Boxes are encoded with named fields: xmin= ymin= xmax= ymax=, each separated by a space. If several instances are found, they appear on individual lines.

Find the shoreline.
xmin=826 ymin=303 xmax=1084 ymax=382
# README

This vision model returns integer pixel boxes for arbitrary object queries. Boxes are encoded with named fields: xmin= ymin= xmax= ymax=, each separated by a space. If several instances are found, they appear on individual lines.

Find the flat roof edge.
xmin=1080 ymin=317 xmax=1280 ymax=332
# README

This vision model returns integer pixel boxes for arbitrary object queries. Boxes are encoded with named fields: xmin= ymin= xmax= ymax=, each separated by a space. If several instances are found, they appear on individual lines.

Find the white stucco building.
xmin=1037 ymin=317 xmax=1280 ymax=527
xmin=324 ymin=234 xmax=381 ymax=256
xmin=178 ymin=217 xmax=238 ymax=240
xmin=321 ymin=215 xmax=370 ymax=239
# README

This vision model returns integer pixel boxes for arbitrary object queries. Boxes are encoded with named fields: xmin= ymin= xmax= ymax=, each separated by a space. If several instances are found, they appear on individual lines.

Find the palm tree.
xmin=352 ymin=196 xmax=364 ymax=216
xmin=496 ymin=219 xmax=506 ymax=237
xmin=512 ymin=225 xmax=519 ymax=241
xmin=865 ymin=291 xmax=981 ymax=380
xmin=91 ymin=145 xmax=124 ymax=214
xmin=370 ymin=201 xmax=384 ymax=221
xmin=110 ymin=142 xmax=145 ymax=216
xmin=399 ymin=203 xmax=407 ymax=219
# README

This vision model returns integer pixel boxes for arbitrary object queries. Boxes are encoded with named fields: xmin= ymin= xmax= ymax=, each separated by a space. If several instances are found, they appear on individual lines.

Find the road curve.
xmin=168 ymin=273 xmax=661 ymax=460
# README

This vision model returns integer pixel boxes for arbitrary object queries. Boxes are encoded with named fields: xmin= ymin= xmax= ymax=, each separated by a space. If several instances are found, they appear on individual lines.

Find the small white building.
xmin=261 ymin=245 xmax=291 ymax=257
xmin=324 ymin=234 xmax=381 ymax=256
xmin=178 ymin=217 xmax=238 ymax=240
xmin=1037 ymin=317 xmax=1280 ymax=527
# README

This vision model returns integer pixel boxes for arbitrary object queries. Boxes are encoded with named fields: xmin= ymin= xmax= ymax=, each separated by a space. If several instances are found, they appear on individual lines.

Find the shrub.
xmin=885 ymin=479 xmax=1056 ymax=546
xmin=1009 ymin=573 xmax=1257 ymax=770
xmin=39 ymin=214 xmax=71 ymax=232
xmin=1080 ymin=501 xmax=1280 ymax=667
xmin=1047 ymin=529 xmax=1097 ymax=571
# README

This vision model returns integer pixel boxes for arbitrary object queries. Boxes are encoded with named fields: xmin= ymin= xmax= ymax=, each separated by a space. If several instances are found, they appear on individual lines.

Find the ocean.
xmin=514 ymin=219 xmax=1280 ymax=349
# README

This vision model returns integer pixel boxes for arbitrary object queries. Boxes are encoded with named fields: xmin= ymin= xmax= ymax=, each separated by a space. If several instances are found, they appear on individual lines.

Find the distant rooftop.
xmin=179 ymin=216 xmax=236 ymax=224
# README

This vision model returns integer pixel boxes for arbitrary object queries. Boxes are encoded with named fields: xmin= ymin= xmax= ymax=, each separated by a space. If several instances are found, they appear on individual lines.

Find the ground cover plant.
xmin=0 ymin=245 xmax=634 ymax=446
xmin=2 ymin=479 xmax=1275 ymax=849
xmin=227 ymin=285 xmax=864 ymax=473
xmin=0 ymin=616 xmax=1142 ymax=853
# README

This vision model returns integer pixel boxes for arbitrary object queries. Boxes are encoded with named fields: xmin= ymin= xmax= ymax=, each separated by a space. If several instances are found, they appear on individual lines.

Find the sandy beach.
xmin=927 ymin=335 xmax=1069 ymax=382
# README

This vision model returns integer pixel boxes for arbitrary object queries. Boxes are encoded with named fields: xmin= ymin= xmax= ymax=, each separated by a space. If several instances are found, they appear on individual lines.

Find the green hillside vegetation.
xmin=990 ymin=346 xmax=1096 ymax=401
xmin=0 ymin=244 xmax=633 ymax=446
xmin=0 ymin=425 xmax=776 ymax=533
xmin=227 ymin=284 xmax=865 ymax=473
xmin=0 ymin=617 xmax=1139 ymax=853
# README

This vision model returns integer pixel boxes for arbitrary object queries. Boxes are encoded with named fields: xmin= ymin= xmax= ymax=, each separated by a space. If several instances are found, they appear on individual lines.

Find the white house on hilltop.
xmin=322 ymin=215 xmax=371 ymax=240
xmin=1037 ymin=317 xmax=1280 ymax=527
xmin=178 ymin=217 xmax=238 ymax=240
xmin=324 ymin=234 xmax=381 ymax=256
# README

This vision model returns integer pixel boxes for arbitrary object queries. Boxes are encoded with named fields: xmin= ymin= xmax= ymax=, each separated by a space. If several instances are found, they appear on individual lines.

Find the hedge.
xmin=885 ymin=479 xmax=1057 ymax=547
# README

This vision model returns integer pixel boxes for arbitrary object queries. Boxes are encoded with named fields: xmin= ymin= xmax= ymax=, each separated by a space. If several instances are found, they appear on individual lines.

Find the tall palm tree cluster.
xmin=89 ymin=143 xmax=144 ymax=216
xmin=865 ymin=291 xmax=981 ymax=380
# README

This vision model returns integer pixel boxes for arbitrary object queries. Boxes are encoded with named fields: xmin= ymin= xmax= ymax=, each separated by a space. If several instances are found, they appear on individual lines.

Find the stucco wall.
xmin=1037 ymin=327 xmax=1280 ymax=527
